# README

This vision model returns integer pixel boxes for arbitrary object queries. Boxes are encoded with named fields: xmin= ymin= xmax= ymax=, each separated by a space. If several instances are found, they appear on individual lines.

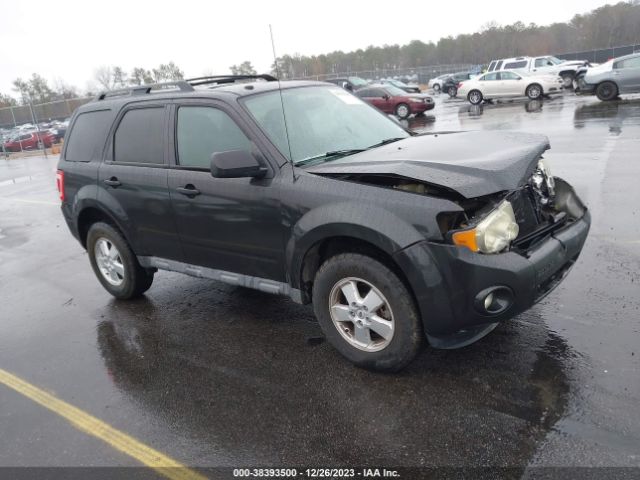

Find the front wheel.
xmin=448 ymin=86 xmax=458 ymax=97
xmin=526 ymin=83 xmax=543 ymax=99
xmin=561 ymin=73 xmax=574 ymax=89
xmin=87 ymin=222 xmax=154 ymax=299
xmin=395 ymin=103 xmax=410 ymax=119
xmin=433 ymin=83 xmax=441 ymax=93
xmin=312 ymin=253 xmax=422 ymax=371
xmin=596 ymin=81 xmax=618 ymax=101
xmin=468 ymin=90 xmax=483 ymax=105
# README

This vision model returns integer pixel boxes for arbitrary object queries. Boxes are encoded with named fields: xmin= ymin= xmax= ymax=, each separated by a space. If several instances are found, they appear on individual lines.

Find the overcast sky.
xmin=0 ymin=0 xmax=616 ymax=95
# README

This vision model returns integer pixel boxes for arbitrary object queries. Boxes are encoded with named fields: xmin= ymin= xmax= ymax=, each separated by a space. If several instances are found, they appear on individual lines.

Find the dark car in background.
xmin=441 ymin=72 xmax=477 ymax=97
xmin=325 ymin=76 xmax=369 ymax=91
xmin=356 ymin=84 xmax=434 ymax=118
xmin=380 ymin=78 xmax=421 ymax=93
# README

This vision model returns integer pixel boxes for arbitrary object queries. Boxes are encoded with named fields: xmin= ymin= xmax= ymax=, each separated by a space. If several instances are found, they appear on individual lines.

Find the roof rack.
xmin=185 ymin=74 xmax=278 ymax=87
xmin=95 ymin=75 xmax=278 ymax=101
xmin=96 ymin=81 xmax=194 ymax=101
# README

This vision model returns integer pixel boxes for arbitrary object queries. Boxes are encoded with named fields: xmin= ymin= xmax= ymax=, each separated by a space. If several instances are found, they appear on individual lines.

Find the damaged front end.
xmin=317 ymin=158 xmax=586 ymax=257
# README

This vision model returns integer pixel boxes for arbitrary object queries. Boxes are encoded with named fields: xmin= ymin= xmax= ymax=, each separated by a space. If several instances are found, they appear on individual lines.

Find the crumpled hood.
xmin=306 ymin=131 xmax=550 ymax=198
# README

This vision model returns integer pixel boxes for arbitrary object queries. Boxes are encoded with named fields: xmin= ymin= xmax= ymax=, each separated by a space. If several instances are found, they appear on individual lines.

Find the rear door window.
xmin=481 ymin=73 xmax=499 ymax=81
xmin=114 ymin=107 xmax=165 ymax=164
xmin=176 ymin=106 xmax=252 ymax=169
xmin=64 ymin=110 xmax=112 ymax=162
xmin=499 ymin=72 xmax=520 ymax=80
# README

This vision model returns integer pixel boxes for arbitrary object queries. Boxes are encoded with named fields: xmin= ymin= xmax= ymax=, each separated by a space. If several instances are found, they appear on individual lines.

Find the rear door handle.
xmin=176 ymin=185 xmax=201 ymax=197
xmin=103 ymin=177 xmax=121 ymax=187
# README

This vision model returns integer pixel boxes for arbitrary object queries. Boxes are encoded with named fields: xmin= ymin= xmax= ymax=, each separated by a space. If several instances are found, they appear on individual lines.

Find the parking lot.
xmin=1 ymin=91 xmax=639 ymax=477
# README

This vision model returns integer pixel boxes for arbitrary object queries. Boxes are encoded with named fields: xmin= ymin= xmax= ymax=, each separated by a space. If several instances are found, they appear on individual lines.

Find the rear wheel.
xmin=395 ymin=103 xmax=410 ymax=119
xmin=447 ymin=86 xmax=458 ymax=97
xmin=87 ymin=222 xmax=154 ymax=299
xmin=433 ymin=83 xmax=441 ymax=93
xmin=312 ymin=253 xmax=422 ymax=371
xmin=468 ymin=90 xmax=483 ymax=105
xmin=596 ymin=81 xmax=618 ymax=101
xmin=526 ymin=83 xmax=543 ymax=99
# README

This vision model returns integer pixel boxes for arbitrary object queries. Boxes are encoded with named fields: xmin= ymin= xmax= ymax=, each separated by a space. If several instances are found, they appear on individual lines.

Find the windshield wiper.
xmin=366 ymin=137 xmax=406 ymax=149
xmin=295 ymin=149 xmax=366 ymax=166
xmin=295 ymin=138 xmax=406 ymax=167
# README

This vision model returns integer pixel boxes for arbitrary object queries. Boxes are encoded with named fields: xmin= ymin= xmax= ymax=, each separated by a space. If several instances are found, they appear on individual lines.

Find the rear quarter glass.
xmin=64 ymin=109 xmax=112 ymax=162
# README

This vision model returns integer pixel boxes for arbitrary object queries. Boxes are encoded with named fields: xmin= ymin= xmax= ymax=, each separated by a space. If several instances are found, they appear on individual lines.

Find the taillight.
xmin=458 ymin=82 xmax=463 ymax=88
xmin=56 ymin=170 xmax=65 ymax=202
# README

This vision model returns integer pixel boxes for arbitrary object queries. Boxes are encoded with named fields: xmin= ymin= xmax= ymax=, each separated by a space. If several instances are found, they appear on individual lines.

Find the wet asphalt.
xmin=0 ymin=92 xmax=639 ymax=476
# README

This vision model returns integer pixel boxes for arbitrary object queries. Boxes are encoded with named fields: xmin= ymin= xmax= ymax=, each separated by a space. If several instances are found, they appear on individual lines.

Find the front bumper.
xmin=394 ymin=194 xmax=591 ymax=348
xmin=410 ymin=102 xmax=435 ymax=113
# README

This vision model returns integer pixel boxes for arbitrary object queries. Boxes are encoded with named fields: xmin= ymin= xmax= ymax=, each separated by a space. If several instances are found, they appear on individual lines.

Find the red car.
xmin=3 ymin=131 xmax=56 ymax=152
xmin=355 ymin=84 xmax=435 ymax=119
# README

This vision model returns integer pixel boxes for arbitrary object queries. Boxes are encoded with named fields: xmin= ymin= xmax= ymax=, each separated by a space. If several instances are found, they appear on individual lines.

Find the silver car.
xmin=579 ymin=52 xmax=640 ymax=101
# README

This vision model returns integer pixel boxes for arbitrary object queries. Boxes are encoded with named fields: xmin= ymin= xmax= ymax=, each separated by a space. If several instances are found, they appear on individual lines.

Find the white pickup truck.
xmin=486 ymin=56 xmax=592 ymax=88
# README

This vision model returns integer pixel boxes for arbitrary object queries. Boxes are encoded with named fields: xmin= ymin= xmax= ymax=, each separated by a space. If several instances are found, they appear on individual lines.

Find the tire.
xmin=433 ymin=83 xmax=441 ymax=93
xmin=87 ymin=222 xmax=154 ymax=299
xmin=596 ymin=81 xmax=618 ymax=101
xmin=561 ymin=73 xmax=574 ymax=89
xmin=526 ymin=83 xmax=543 ymax=100
xmin=395 ymin=103 xmax=410 ymax=119
xmin=468 ymin=90 xmax=483 ymax=105
xmin=312 ymin=253 xmax=422 ymax=371
xmin=447 ymin=86 xmax=458 ymax=97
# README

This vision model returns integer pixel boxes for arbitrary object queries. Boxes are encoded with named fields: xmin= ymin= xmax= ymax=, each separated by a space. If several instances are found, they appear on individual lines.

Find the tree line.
xmin=2 ymin=1 xmax=639 ymax=106
xmin=271 ymin=1 xmax=640 ymax=78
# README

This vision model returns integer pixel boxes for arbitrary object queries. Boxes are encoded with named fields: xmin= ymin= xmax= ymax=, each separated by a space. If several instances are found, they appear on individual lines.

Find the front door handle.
xmin=103 ymin=177 xmax=121 ymax=187
xmin=176 ymin=185 xmax=201 ymax=197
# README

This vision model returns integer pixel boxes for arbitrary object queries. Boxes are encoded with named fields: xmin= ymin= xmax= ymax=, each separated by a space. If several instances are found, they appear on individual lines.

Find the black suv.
xmin=57 ymin=75 xmax=590 ymax=371
xmin=442 ymin=72 xmax=476 ymax=97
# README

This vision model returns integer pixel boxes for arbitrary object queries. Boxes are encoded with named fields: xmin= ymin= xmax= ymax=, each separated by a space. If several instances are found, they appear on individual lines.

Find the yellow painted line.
xmin=0 ymin=368 xmax=208 ymax=480
xmin=0 ymin=197 xmax=58 ymax=206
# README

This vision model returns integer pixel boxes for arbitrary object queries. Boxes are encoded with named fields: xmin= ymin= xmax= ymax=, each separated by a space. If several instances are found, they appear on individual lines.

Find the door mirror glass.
xmin=210 ymin=150 xmax=267 ymax=178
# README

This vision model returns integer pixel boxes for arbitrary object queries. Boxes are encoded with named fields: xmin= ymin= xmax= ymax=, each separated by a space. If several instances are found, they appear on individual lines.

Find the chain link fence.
xmin=556 ymin=43 xmax=640 ymax=63
xmin=0 ymin=97 xmax=92 ymax=130
xmin=299 ymin=63 xmax=478 ymax=84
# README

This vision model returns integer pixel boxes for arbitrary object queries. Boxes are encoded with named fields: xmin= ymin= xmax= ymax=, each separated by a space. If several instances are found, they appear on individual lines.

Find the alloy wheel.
xmin=94 ymin=237 xmax=125 ymax=286
xmin=328 ymin=277 xmax=395 ymax=352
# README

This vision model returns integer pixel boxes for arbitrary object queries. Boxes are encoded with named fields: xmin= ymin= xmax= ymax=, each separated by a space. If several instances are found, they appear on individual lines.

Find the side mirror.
xmin=345 ymin=84 xmax=354 ymax=92
xmin=383 ymin=94 xmax=390 ymax=100
xmin=210 ymin=150 xmax=268 ymax=179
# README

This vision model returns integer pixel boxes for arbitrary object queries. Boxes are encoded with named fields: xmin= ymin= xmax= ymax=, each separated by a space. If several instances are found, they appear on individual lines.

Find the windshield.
xmin=548 ymin=56 xmax=563 ymax=65
xmin=243 ymin=86 xmax=409 ymax=165
xmin=389 ymin=79 xmax=408 ymax=87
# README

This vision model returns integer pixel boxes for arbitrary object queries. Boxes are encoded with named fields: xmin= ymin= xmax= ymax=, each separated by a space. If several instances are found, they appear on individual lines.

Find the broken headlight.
xmin=451 ymin=200 xmax=520 ymax=254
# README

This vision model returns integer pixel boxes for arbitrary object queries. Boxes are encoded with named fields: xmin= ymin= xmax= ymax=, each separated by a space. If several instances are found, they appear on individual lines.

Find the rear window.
xmin=504 ymin=61 xmax=528 ymax=69
xmin=114 ymin=107 xmax=165 ymax=164
xmin=64 ymin=110 xmax=112 ymax=162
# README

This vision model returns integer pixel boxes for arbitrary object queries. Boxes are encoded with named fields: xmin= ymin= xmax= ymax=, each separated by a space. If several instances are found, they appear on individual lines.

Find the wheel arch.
xmin=296 ymin=235 xmax=417 ymax=306
xmin=286 ymin=204 xmax=425 ymax=303
xmin=76 ymin=205 xmax=130 ymax=249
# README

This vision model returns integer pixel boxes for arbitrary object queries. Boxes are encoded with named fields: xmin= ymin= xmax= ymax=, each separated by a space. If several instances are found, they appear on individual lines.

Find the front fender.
xmin=286 ymin=201 xmax=425 ymax=289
